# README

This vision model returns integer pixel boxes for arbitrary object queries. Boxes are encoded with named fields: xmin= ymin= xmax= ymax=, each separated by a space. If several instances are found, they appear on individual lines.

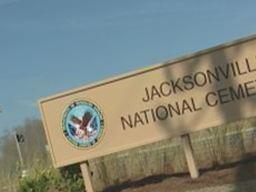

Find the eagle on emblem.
xmin=68 ymin=112 xmax=97 ymax=140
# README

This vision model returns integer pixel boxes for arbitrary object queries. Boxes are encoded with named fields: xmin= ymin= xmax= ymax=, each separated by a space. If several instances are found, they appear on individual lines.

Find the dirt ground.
xmin=103 ymin=155 xmax=256 ymax=192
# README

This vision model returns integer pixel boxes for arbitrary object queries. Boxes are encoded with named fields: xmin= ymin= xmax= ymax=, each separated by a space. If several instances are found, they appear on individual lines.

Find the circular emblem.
xmin=62 ymin=100 xmax=104 ymax=148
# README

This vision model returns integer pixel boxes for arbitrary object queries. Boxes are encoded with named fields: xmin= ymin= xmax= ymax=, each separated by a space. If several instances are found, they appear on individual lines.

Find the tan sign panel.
xmin=39 ymin=35 xmax=256 ymax=168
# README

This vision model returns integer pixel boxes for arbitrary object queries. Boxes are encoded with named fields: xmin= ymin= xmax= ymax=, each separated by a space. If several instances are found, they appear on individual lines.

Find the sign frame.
xmin=39 ymin=34 xmax=256 ymax=168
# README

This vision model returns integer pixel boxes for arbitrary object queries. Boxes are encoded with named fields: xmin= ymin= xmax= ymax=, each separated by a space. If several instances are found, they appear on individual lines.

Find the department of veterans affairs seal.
xmin=62 ymin=100 xmax=104 ymax=148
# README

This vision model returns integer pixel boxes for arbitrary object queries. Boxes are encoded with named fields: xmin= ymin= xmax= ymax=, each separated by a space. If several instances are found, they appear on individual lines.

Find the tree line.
xmin=0 ymin=118 xmax=49 ymax=177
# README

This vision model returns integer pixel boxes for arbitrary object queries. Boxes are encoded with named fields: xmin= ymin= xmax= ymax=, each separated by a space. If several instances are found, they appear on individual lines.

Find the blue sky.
xmin=1 ymin=0 xmax=256 ymax=135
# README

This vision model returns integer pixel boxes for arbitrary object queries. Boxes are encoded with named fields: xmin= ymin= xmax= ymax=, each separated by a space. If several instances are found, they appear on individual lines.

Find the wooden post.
xmin=181 ymin=134 xmax=199 ymax=179
xmin=80 ymin=161 xmax=95 ymax=192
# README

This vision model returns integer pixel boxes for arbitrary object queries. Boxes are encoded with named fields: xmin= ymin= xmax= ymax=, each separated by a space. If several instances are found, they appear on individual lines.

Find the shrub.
xmin=18 ymin=167 xmax=84 ymax=192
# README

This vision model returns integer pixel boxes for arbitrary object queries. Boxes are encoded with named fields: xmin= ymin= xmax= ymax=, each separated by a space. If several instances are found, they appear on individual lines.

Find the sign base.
xmin=80 ymin=161 xmax=95 ymax=192
xmin=181 ymin=134 xmax=199 ymax=179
